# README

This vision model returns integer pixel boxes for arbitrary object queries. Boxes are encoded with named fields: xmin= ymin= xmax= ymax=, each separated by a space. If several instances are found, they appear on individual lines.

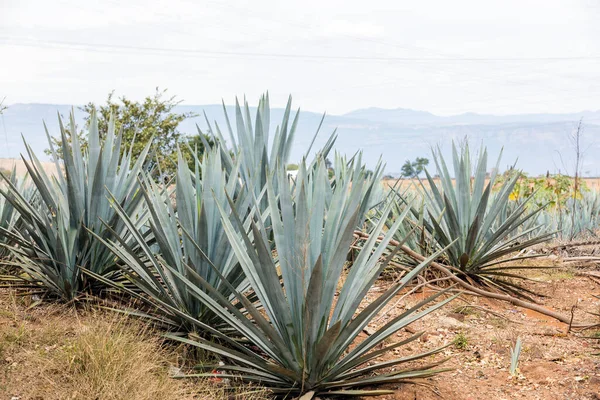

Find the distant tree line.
xmin=401 ymin=157 xmax=429 ymax=178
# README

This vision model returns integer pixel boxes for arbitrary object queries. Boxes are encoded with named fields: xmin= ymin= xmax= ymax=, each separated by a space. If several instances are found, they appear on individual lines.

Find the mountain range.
xmin=2 ymin=103 xmax=599 ymax=176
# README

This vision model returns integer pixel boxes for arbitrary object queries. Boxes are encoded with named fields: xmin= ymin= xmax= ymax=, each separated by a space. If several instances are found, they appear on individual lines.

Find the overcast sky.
xmin=1 ymin=0 xmax=599 ymax=115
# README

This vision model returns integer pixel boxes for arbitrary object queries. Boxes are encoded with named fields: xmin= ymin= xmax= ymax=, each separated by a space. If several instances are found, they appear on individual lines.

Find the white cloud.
xmin=320 ymin=20 xmax=385 ymax=39
xmin=0 ymin=0 xmax=599 ymax=115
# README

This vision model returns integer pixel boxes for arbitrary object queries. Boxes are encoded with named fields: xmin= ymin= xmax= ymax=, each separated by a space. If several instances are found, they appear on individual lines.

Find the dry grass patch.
xmin=56 ymin=318 xmax=182 ymax=399
xmin=0 ymin=303 xmax=189 ymax=399
xmin=0 ymin=291 xmax=270 ymax=400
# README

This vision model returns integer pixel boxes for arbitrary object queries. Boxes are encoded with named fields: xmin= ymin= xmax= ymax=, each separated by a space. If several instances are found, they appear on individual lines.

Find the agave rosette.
xmin=85 ymin=146 xmax=258 ymax=330
xmin=164 ymin=159 xmax=456 ymax=397
xmin=415 ymin=142 xmax=554 ymax=297
xmin=0 ymin=111 xmax=150 ymax=300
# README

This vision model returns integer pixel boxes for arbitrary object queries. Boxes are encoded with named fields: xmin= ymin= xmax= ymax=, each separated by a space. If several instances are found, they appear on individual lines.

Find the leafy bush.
xmin=495 ymin=172 xmax=586 ymax=210
xmin=497 ymin=172 xmax=600 ymax=239
xmin=46 ymin=88 xmax=197 ymax=177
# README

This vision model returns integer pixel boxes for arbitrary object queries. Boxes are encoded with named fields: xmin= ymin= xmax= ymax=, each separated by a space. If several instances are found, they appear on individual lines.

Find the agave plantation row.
xmin=0 ymin=94 xmax=597 ymax=397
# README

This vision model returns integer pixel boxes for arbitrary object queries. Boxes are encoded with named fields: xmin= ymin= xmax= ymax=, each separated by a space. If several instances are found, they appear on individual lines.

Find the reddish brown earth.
xmin=364 ymin=266 xmax=600 ymax=400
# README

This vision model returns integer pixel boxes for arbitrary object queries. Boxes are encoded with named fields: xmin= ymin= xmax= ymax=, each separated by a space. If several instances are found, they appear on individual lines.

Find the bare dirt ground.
xmin=365 ymin=262 xmax=600 ymax=400
xmin=1 ymin=259 xmax=599 ymax=399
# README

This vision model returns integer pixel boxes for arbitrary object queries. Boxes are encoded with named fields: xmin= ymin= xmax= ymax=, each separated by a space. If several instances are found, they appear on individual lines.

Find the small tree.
xmin=569 ymin=119 xmax=585 ymax=240
xmin=47 ymin=88 xmax=197 ymax=176
xmin=182 ymin=132 xmax=215 ymax=170
xmin=401 ymin=157 xmax=429 ymax=178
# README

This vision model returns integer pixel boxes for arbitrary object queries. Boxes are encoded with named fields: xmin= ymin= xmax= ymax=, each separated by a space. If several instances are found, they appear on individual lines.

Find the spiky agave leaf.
xmin=551 ymin=190 xmax=600 ymax=240
xmin=493 ymin=192 xmax=542 ymax=241
xmin=330 ymin=151 xmax=386 ymax=225
xmin=0 ymin=166 xmax=36 ymax=262
xmin=166 ymin=158 xmax=456 ymax=396
xmin=413 ymin=142 xmax=554 ymax=297
xmin=0 ymin=110 xmax=150 ymax=300
xmin=375 ymin=184 xmax=438 ymax=271
xmin=85 ymin=146 xmax=259 ymax=330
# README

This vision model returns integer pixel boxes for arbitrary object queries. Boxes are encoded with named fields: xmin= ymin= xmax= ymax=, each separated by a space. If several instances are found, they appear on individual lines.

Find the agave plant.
xmin=85 ymin=95 xmax=348 ymax=330
xmin=0 ymin=111 xmax=150 ymax=300
xmin=413 ymin=142 xmax=554 ymax=297
xmin=383 ymin=193 xmax=438 ymax=270
xmin=330 ymin=152 xmax=386 ymax=221
xmin=85 ymin=147 xmax=257 ymax=330
xmin=509 ymin=337 xmax=523 ymax=377
xmin=162 ymin=158 xmax=456 ymax=397
xmin=200 ymin=93 xmax=336 ymax=204
xmin=550 ymin=190 xmax=600 ymax=240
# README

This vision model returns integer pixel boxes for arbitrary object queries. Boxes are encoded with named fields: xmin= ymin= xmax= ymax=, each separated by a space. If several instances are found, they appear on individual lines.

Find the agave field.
xmin=1 ymin=94 xmax=600 ymax=399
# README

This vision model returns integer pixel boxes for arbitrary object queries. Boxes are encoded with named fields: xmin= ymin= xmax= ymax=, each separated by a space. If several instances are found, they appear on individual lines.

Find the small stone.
xmin=363 ymin=327 xmax=376 ymax=335
xmin=438 ymin=316 xmax=469 ymax=329
xmin=168 ymin=366 xmax=184 ymax=378
xmin=447 ymin=312 xmax=466 ymax=322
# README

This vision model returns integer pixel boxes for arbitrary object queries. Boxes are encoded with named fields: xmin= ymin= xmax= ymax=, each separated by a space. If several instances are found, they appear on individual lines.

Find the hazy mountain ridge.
xmin=343 ymin=107 xmax=600 ymax=126
xmin=2 ymin=103 xmax=599 ymax=176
